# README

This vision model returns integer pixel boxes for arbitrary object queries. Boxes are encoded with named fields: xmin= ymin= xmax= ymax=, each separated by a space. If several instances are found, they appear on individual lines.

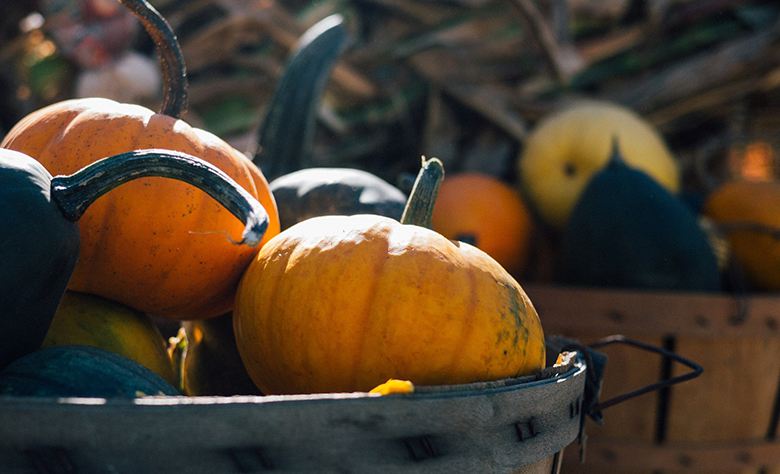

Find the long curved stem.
xmin=51 ymin=149 xmax=268 ymax=247
xmin=400 ymin=157 xmax=444 ymax=228
xmin=118 ymin=0 xmax=188 ymax=119
xmin=252 ymin=14 xmax=348 ymax=179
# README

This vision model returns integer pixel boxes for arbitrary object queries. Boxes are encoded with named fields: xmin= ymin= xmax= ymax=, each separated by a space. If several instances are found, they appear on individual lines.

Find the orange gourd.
xmin=234 ymin=158 xmax=546 ymax=395
xmin=703 ymin=180 xmax=780 ymax=291
xmin=1 ymin=0 xmax=279 ymax=320
xmin=431 ymin=172 xmax=534 ymax=277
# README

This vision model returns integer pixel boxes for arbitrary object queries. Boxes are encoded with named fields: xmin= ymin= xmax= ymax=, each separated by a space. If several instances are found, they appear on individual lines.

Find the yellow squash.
xmin=518 ymin=99 xmax=680 ymax=229
xmin=42 ymin=291 xmax=176 ymax=386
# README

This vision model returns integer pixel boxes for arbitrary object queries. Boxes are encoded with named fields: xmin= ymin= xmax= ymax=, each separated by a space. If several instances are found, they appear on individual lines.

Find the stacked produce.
xmin=0 ymin=0 xmax=547 ymax=400
xmin=3 ymin=0 xmax=780 ymax=471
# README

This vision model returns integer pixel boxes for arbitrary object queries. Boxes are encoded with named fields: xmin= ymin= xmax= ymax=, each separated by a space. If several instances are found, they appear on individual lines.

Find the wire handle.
xmin=561 ymin=334 xmax=703 ymax=417
xmin=557 ymin=334 xmax=703 ymax=465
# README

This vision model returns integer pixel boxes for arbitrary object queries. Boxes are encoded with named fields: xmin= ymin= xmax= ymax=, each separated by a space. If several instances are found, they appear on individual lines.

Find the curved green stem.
xmin=252 ymin=14 xmax=348 ymax=179
xmin=118 ymin=0 xmax=188 ymax=119
xmin=400 ymin=157 xmax=444 ymax=228
xmin=51 ymin=149 xmax=268 ymax=247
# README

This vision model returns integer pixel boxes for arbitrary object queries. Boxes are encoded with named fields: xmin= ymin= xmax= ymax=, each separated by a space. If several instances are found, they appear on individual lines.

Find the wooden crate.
xmin=0 ymin=350 xmax=587 ymax=474
xmin=524 ymin=283 xmax=780 ymax=474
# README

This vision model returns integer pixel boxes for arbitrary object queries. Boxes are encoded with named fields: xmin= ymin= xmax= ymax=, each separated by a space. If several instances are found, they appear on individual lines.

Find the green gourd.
xmin=554 ymin=141 xmax=721 ymax=291
xmin=270 ymin=168 xmax=408 ymax=230
xmin=0 ymin=345 xmax=179 ymax=397
xmin=0 ymin=147 xmax=268 ymax=371
xmin=253 ymin=14 xmax=407 ymax=230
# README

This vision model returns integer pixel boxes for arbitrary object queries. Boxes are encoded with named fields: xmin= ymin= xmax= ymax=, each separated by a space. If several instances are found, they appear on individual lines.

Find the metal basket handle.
xmin=559 ymin=334 xmax=703 ymax=422
xmin=557 ymin=334 xmax=703 ymax=464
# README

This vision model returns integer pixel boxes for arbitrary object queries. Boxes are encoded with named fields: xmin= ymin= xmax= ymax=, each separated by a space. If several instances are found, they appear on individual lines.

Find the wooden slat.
xmin=522 ymin=283 xmax=780 ymax=338
xmin=667 ymin=336 xmax=780 ymax=474
xmin=524 ymin=284 xmax=780 ymax=474
xmin=561 ymin=437 xmax=780 ymax=473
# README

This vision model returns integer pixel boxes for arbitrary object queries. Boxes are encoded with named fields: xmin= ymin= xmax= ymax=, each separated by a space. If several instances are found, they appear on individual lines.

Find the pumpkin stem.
xmin=251 ymin=14 xmax=348 ymax=178
xmin=118 ymin=0 xmax=187 ymax=119
xmin=50 ymin=149 xmax=268 ymax=247
xmin=400 ymin=157 xmax=444 ymax=228
xmin=607 ymin=135 xmax=625 ymax=167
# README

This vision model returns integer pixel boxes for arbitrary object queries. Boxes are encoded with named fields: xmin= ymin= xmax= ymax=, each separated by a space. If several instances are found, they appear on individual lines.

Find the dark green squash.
xmin=0 ymin=345 xmax=179 ymax=397
xmin=0 ymin=147 xmax=269 ymax=370
xmin=554 ymin=141 xmax=721 ymax=291
xmin=270 ymin=168 xmax=408 ymax=230
xmin=252 ymin=14 xmax=407 ymax=230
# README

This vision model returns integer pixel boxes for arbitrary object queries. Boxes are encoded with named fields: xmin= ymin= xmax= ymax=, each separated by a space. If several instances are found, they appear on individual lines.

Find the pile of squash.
xmin=6 ymin=0 xmax=771 ymax=402
xmin=516 ymin=98 xmax=780 ymax=298
xmin=0 ymin=0 xmax=546 ymax=399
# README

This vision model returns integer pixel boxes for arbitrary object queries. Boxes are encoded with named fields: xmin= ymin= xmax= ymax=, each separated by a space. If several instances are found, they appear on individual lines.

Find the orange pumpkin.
xmin=1 ymin=0 xmax=279 ymax=320
xmin=431 ymin=172 xmax=534 ymax=277
xmin=703 ymin=180 xmax=780 ymax=291
xmin=234 ymin=158 xmax=546 ymax=394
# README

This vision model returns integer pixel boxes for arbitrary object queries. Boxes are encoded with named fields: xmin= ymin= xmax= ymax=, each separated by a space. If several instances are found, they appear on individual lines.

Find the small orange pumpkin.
xmin=431 ymin=172 xmax=535 ymax=277
xmin=703 ymin=180 xmax=780 ymax=291
xmin=1 ymin=0 xmax=279 ymax=319
xmin=234 ymin=158 xmax=546 ymax=395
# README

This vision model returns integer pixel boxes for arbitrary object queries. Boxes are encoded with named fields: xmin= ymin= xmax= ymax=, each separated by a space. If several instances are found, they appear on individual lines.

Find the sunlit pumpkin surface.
xmin=234 ymin=214 xmax=546 ymax=395
xmin=1 ymin=98 xmax=280 ymax=320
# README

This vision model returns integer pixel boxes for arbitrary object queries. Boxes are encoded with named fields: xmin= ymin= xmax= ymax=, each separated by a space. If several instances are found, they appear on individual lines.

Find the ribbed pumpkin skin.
xmin=1 ymin=98 xmax=280 ymax=320
xmin=234 ymin=214 xmax=546 ymax=395
xmin=703 ymin=181 xmax=780 ymax=291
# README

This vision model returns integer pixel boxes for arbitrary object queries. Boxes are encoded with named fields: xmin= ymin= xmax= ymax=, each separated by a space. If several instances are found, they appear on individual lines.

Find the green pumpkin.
xmin=0 ymin=149 xmax=81 ymax=371
xmin=554 ymin=142 xmax=721 ymax=291
xmin=270 ymin=168 xmax=408 ymax=230
xmin=0 ymin=148 xmax=269 ymax=370
xmin=0 ymin=345 xmax=179 ymax=398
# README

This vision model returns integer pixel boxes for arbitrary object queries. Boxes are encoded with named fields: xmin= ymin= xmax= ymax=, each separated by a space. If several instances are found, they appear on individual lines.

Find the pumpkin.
xmin=0 ymin=147 xmax=267 ymax=370
xmin=431 ymin=172 xmax=534 ymax=277
xmin=703 ymin=180 xmax=780 ymax=291
xmin=270 ymin=168 xmax=408 ymax=230
xmin=233 ymin=158 xmax=546 ymax=395
xmin=0 ymin=345 xmax=179 ymax=398
xmin=180 ymin=313 xmax=262 ymax=396
xmin=42 ymin=291 xmax=176 ymax=386
xmin=1 ymin=0 xmax=280 ymax=320
xmin=518 ymin=99 xmax=680 ymax=229
xmin=554 ymin=142 xmax=721 ymax=291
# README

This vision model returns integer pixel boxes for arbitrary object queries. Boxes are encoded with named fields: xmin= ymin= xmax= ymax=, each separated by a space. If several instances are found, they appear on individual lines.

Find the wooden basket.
xmin=0 ymin=349 xmax=587 ymax=474
xmin=524 ymin=283 xmax=780 ymax=474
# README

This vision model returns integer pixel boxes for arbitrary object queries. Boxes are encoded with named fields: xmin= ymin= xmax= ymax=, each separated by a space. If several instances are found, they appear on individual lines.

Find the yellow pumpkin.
xmin=234 ymin=159 xmax=546 ymax=394
xmin=518 ymin=99 xmax=680 ymax=229
xmin=42 ymin=291 xmax=176 ymax=386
